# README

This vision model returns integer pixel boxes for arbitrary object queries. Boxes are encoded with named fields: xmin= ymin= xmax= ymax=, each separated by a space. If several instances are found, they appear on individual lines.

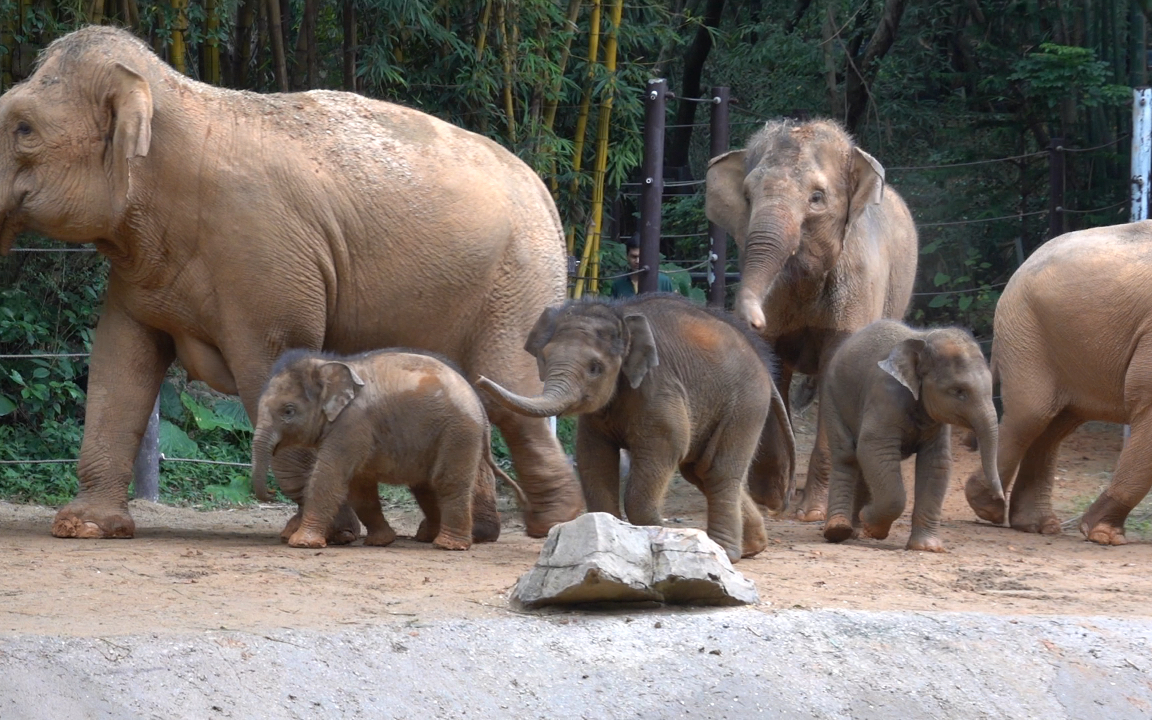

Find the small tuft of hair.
xmin=744 ymin=117 xmax=855 ymax=172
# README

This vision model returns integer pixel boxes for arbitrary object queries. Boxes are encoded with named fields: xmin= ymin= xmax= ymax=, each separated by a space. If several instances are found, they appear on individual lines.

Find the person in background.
xmin=609 ymin=232 xmax=678 ymax=297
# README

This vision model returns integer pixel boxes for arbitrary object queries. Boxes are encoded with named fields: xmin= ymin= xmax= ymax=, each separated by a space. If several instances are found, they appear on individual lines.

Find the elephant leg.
xmin=52 ymin=301 xmax=175 ymax=539
xmin=288 ymin=447 xmax=360 ymax=549
xmin=855 ymin=434 xmax=907 ymax=541
xmin=823 ymin=416 xmax=863 ymax=544
xmin=470 ymin=463 xmax=501 ymax=544
xmin=347 ymin=477 xmax=396 ymax=547
xmin=410 ymin=484 xmax=441 ymax=543
xmin=683 ymin=466 xmax=766 ymax=560
xmin=1008 ymin=410 xmax=1080 ymax=534
xmin=427 ymin=466 xmax=474 ymax=552
xmin=795 ymin=401 xmax=832 ymax=522
xmin=272 ymin=447 xmax=360 ymax=545
xmin=1081 ymin=348 xmax=1152 ymax=545
xmin=574 ymin=422 xmax=622 ymax=516
xmin=907 ymin=428 xmax=951 ymax=552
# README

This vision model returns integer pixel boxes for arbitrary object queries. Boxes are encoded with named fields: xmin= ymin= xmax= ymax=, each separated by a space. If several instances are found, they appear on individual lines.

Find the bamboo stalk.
xmin=498 ymin=0 xmax=517 ymax=143
xmin=543 ymin=0 xmax=584 ymax=132
xmin=476 ymin=0 xmax=493 ymax=58
xmin=121 ymin=0 xmax=140 ymax=31
xmin=564 ymin=0 xmax=602 ymax=269
xmin=585 ymin=0 xmax=624 ymax=295
xmin=205 ymin=0 xmax=220 ymax=84
xmin=170 ymin=0 xmax=188 ymax=75
xmin=266 ymin=0 xmax=288 ymax=91
xmin=89 ymin=0 xmax=106 ymax=24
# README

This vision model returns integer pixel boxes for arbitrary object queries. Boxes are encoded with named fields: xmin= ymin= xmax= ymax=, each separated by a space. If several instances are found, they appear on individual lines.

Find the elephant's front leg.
xmin=288 ymin=446 xmax=359 ymax=549
xmin=574 ymin=422 xmax=622 ymax=516
xmin=854 ymin=431 xmax=908 ymax=541
xmin=52 ymin=301 xmax=175 ymax=539
xmin=908 ymin=427 xmax=951 ymax=552
xmin=272 ymin=447 xmax=360 ymax=546
xmin=795 ymin=402 xmax=832 ymax=522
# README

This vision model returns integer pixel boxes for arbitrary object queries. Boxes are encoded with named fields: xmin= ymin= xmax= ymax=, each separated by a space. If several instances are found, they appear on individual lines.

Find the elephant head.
xmin=250 ymin=351 xmax=365 ymax=502
xmin=705 ymin=119 xmax=885 ymax=330
xmin=879 ymin=330 xmax=1004 ymax=502
xmin=476 ymin=303 xmax=658 ymax=417
xmin=0 ymin=28 xmax=160 ymax=253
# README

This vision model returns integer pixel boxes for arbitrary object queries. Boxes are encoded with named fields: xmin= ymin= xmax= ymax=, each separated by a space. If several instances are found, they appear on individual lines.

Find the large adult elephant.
xmin=0 ymin=26 xmax=583 ymax=540
xmin=706 ymin=118 xmax=918 ymax=522
xmin=965 ymin=220 xmax=1152 ymax=546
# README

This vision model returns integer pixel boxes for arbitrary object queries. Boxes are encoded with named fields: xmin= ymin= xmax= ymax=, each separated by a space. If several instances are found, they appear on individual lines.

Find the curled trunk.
xmin=476 ymin=374 xmax=583 ymax=418
xmin=970 ymin=404 xmax=1003 ymax=501
xmin=250 ymin=424 xmax=280 ymax=502
xmin=735 ymin=207 xmax=802 ymax=329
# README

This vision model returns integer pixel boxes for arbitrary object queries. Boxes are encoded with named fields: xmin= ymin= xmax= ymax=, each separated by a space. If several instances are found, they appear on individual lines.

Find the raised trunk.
xmin=970 ymin=404 xmax=1004 ymax=501
xmin=250 ymin=424 xmax=280 ymax=502
xmin=734 ymin=207 xmax=802 ymax=330
xmin=476 ymin=375 xmax=584 ymax=418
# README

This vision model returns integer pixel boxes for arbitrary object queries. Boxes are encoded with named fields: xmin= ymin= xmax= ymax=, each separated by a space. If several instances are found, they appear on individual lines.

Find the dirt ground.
xmin=1 ymin=413 xmax=1150 ymax=638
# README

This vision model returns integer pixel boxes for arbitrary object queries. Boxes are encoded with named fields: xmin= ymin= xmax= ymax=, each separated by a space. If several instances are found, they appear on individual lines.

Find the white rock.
xmin=511 ymin=513 xmax=759 ymax=609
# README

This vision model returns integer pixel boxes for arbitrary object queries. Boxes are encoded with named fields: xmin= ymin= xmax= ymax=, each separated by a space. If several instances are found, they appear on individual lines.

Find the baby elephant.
xmin=477 ymin=294 xmax=795 ymax=563
xmin=251 ymin=348 xmax=510 ymax=550
xmin=820 ymin=320 xmax=1004 ymax=551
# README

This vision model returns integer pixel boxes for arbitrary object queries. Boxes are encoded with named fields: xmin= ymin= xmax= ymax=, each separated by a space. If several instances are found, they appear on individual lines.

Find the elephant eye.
xmin=809 ymin=190 xmax=825 ymax=205
xmin=14 ymin=121 xmax=31 ymax=136
xmin=588 ymin=360 xmax=604 ymax=377
xmin=280 ymin=404 xmax=296 ymax=420
xmin=952 ymin=388 xmax=966 ymax=400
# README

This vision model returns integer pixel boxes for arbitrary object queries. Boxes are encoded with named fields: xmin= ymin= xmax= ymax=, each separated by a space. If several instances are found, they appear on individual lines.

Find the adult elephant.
xmin=965 ymin=220 xmax=1152 ymax=546
xmin=705 ymin=118 xmax=918 ymax=521
xmin=0 ymin=26 xmax=583 ymax=540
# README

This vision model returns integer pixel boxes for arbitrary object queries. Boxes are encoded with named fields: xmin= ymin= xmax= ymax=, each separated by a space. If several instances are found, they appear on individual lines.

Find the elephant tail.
xmin=770 ymin=379 xmax=797 ymax=507
xmin=482 ymin=422 xmax=530 ymax=512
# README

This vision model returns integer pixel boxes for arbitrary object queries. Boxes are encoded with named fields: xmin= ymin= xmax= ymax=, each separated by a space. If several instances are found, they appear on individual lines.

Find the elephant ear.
xmin=525 ymin=306 xmax=562 ymax=380
xmin=878 ymin=338 xmax=926 ymax=401
xmin=846 ymin=147 xmax=885 ymax=233
xmin=318 ymin=362 xmax=365 ymax=422
xmin=104 ymin=63 xmax=153 ymax=217
xmin=705 ymin=150 xmax=749 ymax=244
xmin=622 ymin=314 xmax=659 ymax=389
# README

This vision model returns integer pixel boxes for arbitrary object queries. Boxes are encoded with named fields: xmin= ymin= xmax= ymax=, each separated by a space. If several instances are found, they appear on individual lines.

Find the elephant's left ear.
xmin=622 ymin=315 xmax=659 ymax=389
xmin=847 ymin=147 xmax=885 ymax=232
xmin=878 ymin=338 xmax=925 ymax=401
xmin=318 ymin=362 xmax=365 ymax=422
xmin=105 ymin=63 xmax=153 ymax=218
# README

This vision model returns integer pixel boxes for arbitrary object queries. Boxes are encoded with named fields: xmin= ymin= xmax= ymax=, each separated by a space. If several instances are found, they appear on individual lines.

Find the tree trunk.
xmin=822 ymin=2 xmax=841 ymax=118
xmin=342 ymin=0 xmax=357 ymax=91
xmin=236 ymin=0 xmax=257 ymax=89
xmin=170 ymin=0 xmax=189 ymax=75
xmin=665 ymin=0 xmax=724 ymax=169
xmin=267 ymin=0 xmax=289 ymax=91
xmin=843 ymin=0 xmax=909 ymax=133
xmin=204 ymin=0 xmax=221 ymax=85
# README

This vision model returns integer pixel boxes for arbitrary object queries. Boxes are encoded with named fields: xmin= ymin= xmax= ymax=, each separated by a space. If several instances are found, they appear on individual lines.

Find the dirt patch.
xmin=1 ymin=416 xmax=1150 ymax=638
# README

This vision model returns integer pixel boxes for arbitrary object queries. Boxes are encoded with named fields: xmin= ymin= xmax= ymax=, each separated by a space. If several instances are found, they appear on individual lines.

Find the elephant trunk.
xmin=735 ymin=206 xmax=802 ymax=330
xmin=476 ymin=372 xmax=584 ymax=418
xmin=250 ymin=422 xmax=280 ymax=502
xmin=969 ymin=403 xmax=1004 ymax=501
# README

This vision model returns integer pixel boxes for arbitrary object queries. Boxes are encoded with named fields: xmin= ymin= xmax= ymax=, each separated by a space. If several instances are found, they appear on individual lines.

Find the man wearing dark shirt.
xmin=609 ymin=233 xmax=676 ymax=297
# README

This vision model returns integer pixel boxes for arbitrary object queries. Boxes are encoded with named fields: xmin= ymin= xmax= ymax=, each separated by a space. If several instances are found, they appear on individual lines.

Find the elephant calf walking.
xmin=477 ymin=294 xmax=796 ymax=563
xmin=251 ymin=348 xmax=510 ymax=550
xmin=820 ymin=320 xmax=1003 ymax=551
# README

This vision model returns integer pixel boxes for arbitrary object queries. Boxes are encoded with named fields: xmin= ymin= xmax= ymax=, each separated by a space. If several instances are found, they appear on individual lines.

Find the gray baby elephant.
xmin=820 ymin=320 xmax=1004 ymax=551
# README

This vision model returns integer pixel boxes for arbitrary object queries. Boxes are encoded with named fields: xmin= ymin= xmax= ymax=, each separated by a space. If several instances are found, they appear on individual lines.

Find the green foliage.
xmin=1006 ymin=43 xmax=1130 ymax=112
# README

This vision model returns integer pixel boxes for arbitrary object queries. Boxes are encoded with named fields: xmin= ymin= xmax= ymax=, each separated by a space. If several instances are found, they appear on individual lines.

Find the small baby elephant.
xmin=477 ymin=294 xmax=795 ymax=563
xmin=820 ymin=320 xmax=1004 ymax=551
xmin=251 ymin=348 xmax=514 ymax=550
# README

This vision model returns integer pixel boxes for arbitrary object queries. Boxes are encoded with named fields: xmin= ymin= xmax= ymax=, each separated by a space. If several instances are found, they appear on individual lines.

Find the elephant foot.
xmin=794 ymin=506 xmax=826 ymax=523
xmin=906 ymin=532 xmax=946 ymax=552
xmin=792 ymin=486 xmax=827 ymax=523
xmin=433 ymin=532 xmax=471 ymax=551
xmin=964 ymin=472 xmax=1006 ymax=525
xmin=52 ymin=500 xmax=135 ymax=539
xmin=740 ymin=525 xmax=768 ymax=559
xmin=523 ymin=486 xmax=584 ymax=539
xmin=414 ymin=518 xmax=438 ymax=543
xmin=859 ymin=522 xmax=891 ymax=541
xmin=822 ymin=514 xmax=856 ymax=543
xmin=279 ymin=511 xmax=302 ymax=543
xmin=472 ymin=513 xmax=501 ymax=544
xmin=288 ymin=528 xmax=328 ymax=548
xmin=1080 ymin=493 xmax=1130 ymax=546
xmin=280 ymin=506 xmax=359 ymax=545
xmin=363 ymin=526 xmax=398 ymax=547
xmin=1009 ymin=512 xmax=1062 ymax=535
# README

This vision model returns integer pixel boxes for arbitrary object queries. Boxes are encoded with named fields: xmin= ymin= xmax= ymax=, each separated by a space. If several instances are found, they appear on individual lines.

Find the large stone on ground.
xmin=511 ymin=512 xmax=759 ymax=609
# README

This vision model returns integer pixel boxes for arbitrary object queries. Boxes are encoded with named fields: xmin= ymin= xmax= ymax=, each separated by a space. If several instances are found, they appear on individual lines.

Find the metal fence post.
xmin=707 ymin=86 xmax=730 ymax=308
xmin=132 ymin=394 xmax=161 ymax=501
xmin=639 ymin=78 xmax=667 ymax=294
xmin=1125 ymin=89 xmax=1152 ymax=448
xmin=1047 ymin=137 xmax=1065 ymax=241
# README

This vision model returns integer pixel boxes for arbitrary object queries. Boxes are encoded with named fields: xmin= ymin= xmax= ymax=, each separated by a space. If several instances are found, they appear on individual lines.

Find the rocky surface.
xmin=510 ymin=512 xmax=759 ymax=608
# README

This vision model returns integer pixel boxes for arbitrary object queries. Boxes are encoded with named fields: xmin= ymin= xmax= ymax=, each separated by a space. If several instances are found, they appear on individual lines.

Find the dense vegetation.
xmin=0 ymin=0 xmax=1142 ymax=505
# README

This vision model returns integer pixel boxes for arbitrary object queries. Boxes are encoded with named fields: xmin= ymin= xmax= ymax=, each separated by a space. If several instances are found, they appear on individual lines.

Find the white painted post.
xmin=133 ymin=394 xmax=161 ymax=501
xmin=1126 ymin=87 xmax=1152 ymax=447
xmin=548 ymin=416 xmax=557 ymax=437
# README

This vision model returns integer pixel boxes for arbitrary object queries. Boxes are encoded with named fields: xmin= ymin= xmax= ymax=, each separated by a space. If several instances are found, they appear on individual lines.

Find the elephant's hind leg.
xmin=347 ymin=477 xmax=396 ymax=547
xmin=1008 ymin=410 xmax=1080 ymax=535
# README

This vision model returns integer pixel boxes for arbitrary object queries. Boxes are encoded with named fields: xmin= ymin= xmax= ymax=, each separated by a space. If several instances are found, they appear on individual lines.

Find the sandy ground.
xmin=0 ymin=415 xmax=1149 ymax=639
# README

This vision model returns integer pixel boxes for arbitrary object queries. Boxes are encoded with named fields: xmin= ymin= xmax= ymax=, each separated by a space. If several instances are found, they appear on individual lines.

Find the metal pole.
xmin=132 ymin=394 xmax=161 ymax=501
xmin=1125 ymin=89 xmax=1152 ymax=448
xmin=707 ymin=86 xmax=730 ymax=307
xmin=639 ymin=78 xmax=667 ymax=294
xmin=1047 ymin=137 xmax=1065 ymax=243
